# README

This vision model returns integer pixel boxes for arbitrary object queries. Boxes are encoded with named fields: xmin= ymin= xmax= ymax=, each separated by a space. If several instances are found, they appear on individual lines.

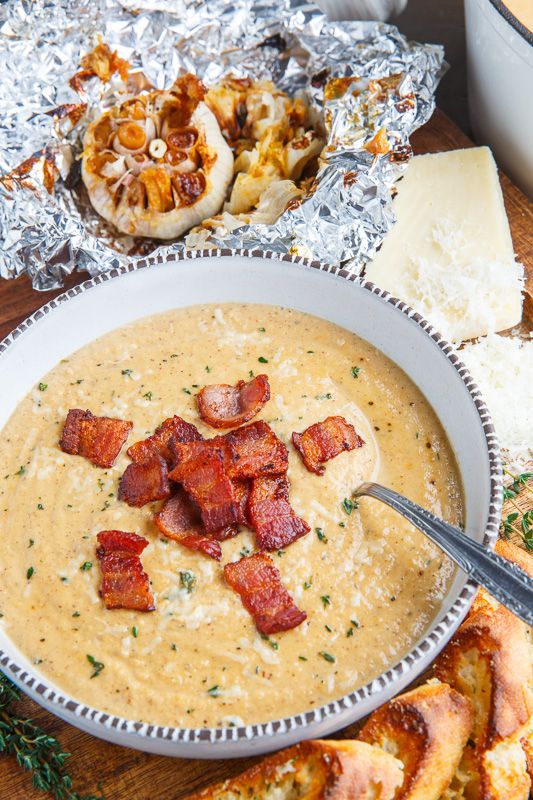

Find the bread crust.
xmin=434 ymin=539 xmax=533 ymax=799
xmin=187 ymin=739 xmax=404 ymax=799
xmin=359 ymin=681 xmax=473 ymax=799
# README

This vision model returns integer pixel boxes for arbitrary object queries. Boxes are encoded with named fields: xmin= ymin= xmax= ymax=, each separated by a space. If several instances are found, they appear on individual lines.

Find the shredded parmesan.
xmin=460 ymin=334 xmax=533 ymax=460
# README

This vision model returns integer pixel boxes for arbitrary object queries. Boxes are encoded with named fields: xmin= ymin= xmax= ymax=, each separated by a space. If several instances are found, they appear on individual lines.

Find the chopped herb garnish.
xmin=319 ymin=651 xmax=335 ymax=663
xmin=258 ymin=327 xmax=266 ymax=332
xmin=26 ymin=567 xmax=34 ymax=580
xmin=15 ymin=466 xmax=26 ymax=476
xmin=207 ymin=685 xmax=220 ymax=697
xmin=258 ymin=356 xmax=268 ymax=363
xmin=72 ymin=611 xmax=80 ymax=618
xmin=28 ymin=539 xmax=34 ymax=548
xmin=351 ymin=366 xmax=360 ymax=378
xmin=325 ymin=624 xmax=333 ymax=632
xmin=80 ymin=561 xmax=92 ymax=572
xmin=182 ymin=388 xmax=191 ymax=395
xmin=303 ymin=579 xmax=312 ymax=590
xmin=315 ymin=392 xmax=332 ymax=400
xmin=260 ymin=634 xmax=279 ymax=651
xmin=38 ymin=382 xmax=47 ymax=392
xmin=121 ymin=368 xmax=133 ymax=377
xmin=240 ymin=546 xmax=251 ymax=557
xmin=298 ymin=656 xmax=308 ymax=661
xmin=132 ymin=626 xmax=138 ymax=638
xmin=37 ymin=503 xmax=44 ymax=510
xmin=60 ymin=577 xmax=68 ymax=583
xmin=75 ymin=379 xmax=83 ymax=384
xmin=277 ymin=549 xmax=285 ymax=557
xmin=143 ymin=391 xmax=153 ymax=401
xmin=321 ymin=595 xmax=331 ymax=608
xmin=249 ymin=370 xmax=255 ymax=378
xmin=87 ymin=654 xmax=104 ymax=678
xmin=342 ymin=497 xmax=358 ymax=515
xmin=100 ymin=499 xmax=111 ymax=511
xmin=346 ymin=618 xmax=360 ymax=637
xmin=179 ymin=570 xmax=196 ymax=593
xmin=170 ymin=643 xmax=178 ymax=651
xmin=205 ymin=365 xmax=211 ymax=373
xmin=338 ymin=521 xmax=346 ymax=528
xmin=315 ymin=527 xmax=327 ymax=543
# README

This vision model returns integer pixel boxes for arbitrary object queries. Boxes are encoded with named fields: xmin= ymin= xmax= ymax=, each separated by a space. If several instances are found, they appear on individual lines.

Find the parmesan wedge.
xmin=365 ymin=148 xmax=524 ymax=343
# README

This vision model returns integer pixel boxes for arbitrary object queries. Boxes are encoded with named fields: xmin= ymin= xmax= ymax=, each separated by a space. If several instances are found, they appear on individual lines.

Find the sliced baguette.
xmin=434 ymin=540 xmax=533 ymax=799
xmin=187 ymin=739 xmax=404 ymax=799
xmin=358 ymin=681 xmax=473 ymax=799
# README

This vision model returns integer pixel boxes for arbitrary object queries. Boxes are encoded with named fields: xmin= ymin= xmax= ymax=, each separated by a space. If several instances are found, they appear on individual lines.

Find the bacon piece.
xmin=196 ymin=374 xmax=270 ymax=429
xmin=127 ymin=415 xmax=202 ymax=466
xmin=224 ymin=421 xmax=288 ymax=479
xmin=224 ymin=553 xmax=307 ymax=635
xmin=60 ymin=408 xmax=133 ymax=468
xmin=248 ymin=475 xmax=310 ymax=551
xmin=233 ymin=479 xmax=251 ymax=526
xmin=292 ymin=415 xmax=364 ymax=475
xmin=118 ymin=454 xmax=170 ymax=507
xmin=96 ymin=530 xmax=155 ymax=612
xmin=211 ymin=523 xmax=240 ymax=542
xmin=154 ymin=489 xmax=222 ymax=560
xmin=169 ymin=442 xmax=239 ymax=532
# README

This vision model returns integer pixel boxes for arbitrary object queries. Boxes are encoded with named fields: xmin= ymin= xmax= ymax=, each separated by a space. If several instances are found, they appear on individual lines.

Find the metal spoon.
xmin=354 ymin=482 xmax=533 ymax=627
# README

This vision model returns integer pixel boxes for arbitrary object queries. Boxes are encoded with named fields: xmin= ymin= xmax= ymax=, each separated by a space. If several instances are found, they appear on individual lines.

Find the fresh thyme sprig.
xmin=0 ymin=671 xmax=104 ymax=800
xmin=501 ymin=468 xmax=533 ymax=550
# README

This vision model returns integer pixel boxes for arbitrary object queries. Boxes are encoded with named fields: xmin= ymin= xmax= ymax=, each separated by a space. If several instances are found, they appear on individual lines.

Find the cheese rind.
xmin=365 ymin=147 xmax=524 ymax=343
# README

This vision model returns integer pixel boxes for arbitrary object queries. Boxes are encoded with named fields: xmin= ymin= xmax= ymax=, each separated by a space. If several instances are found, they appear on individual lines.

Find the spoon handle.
xmin=355 ymin=482 xmax=533 ymax=627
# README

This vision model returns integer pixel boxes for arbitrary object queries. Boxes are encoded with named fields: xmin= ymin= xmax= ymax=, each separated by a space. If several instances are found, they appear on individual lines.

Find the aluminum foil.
xmin=0 ymin=0 xmax=444 ymax=290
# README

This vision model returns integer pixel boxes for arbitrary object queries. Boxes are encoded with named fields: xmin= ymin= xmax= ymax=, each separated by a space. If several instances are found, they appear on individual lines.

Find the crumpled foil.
xmin=0 ymin=0 xmax=444 ymax=290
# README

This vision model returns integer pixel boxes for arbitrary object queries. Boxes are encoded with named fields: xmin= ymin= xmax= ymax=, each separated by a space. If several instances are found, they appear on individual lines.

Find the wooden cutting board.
xmin=0 ymin=109 xmax=531 ymax=800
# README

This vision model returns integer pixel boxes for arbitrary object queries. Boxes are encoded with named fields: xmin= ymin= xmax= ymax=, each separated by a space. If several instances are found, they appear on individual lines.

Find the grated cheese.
xmin=460 ymin=334 xmax=533 ymax=460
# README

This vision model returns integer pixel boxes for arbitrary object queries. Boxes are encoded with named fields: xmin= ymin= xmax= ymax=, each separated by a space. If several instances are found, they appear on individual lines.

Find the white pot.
xmin=465 ymin=0 xmax=533 ymax=198
xmin=0 ymin=250 xmax=502 ymax=758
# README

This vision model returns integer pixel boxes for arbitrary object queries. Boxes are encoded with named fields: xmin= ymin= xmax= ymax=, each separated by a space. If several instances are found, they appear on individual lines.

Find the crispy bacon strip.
xmin=60 ymin=409 xmax=133 ymax=468
xmin=127 ymin=415 xmax=202 ymax=466
xmin=169 ymin=442 xmax=239 ymax=532
xmin=196 ymin=374 xmax=270 ymax=429
xmin=118 ymin=455 xmax=170 ymax=507
xmin=248 ymin=475 xmax=310 ymax=551
xmin=96 ymin=530 xmax=155 ymax=611
xmin=224 ymin=553 xmax=307 ymax=635
xmin=233 ymin=479 xmax=251 ymax=526
xmin=154 ymin=489 xmax=222 ymax=560
xmin=224 ymin=421 xmax=288 ymax=479
xmin=292 ymin=415 xmax=364 ymax=475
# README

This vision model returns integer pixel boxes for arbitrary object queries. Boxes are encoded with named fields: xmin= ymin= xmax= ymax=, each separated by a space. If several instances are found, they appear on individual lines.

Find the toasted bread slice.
xmin=187 ymin=739 xmax=404 ymax=799
xmin=358 ymin=681 xmax=473 ymax=799
xmin=434 ymin=539 xmax=533 ymax=799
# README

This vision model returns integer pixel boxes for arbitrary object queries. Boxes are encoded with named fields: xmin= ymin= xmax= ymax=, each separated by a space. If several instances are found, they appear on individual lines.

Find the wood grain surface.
xmin=0 ymin=109 xmax=531 ymax=800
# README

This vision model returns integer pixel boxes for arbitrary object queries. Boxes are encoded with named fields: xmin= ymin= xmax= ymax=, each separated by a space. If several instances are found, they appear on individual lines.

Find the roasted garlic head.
xmin=82 ymin=74 xmax=234 ymax=239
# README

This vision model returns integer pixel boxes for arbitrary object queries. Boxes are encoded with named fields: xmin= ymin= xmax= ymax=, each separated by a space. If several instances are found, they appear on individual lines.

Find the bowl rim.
xmin=0 ymin=246 xmax=503 ymax=747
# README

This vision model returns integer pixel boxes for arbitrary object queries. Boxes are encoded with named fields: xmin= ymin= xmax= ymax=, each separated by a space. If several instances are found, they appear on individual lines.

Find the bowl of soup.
xmin=0 ymin=250 xmax=502 ymax=757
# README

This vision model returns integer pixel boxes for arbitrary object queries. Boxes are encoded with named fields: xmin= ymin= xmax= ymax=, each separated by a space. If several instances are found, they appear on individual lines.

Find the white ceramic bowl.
xmin=0 ymin=250 xmax=502 ymax=758
xmin=465 ymin=0 xmax=533 ymax=199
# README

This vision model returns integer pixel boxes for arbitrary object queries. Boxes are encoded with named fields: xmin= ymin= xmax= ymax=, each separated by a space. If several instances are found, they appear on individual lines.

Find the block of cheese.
xmin=365 ymin=147 xmax=524 ymax=343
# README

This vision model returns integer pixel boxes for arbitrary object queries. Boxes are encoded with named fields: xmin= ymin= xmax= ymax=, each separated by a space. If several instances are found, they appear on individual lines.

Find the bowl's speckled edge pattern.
xmin=0 ymin=247 xmax=503 ymax=746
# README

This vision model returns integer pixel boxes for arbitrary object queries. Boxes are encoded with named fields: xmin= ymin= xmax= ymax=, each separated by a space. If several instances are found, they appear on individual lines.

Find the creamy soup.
xmin=0 ymin=304 xmax=462 ymax=727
